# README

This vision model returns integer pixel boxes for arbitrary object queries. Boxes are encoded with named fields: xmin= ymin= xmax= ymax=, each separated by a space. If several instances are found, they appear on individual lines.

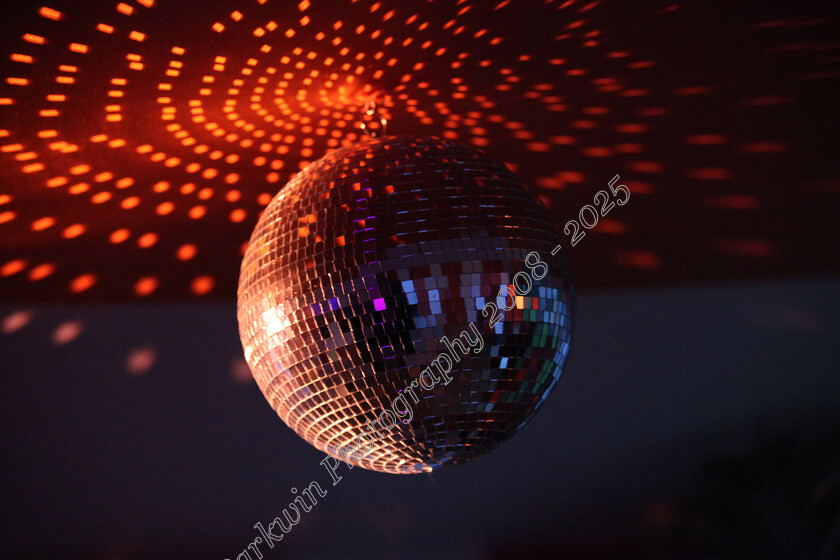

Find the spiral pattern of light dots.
xmin=1 ymin=0 xmax=838 ymax=302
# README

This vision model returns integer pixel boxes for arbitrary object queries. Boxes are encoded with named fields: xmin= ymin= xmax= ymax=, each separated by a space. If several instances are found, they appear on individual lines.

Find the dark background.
xmin=2 ymin=277 xmax=839 ymax=559
xmin=1 ymin=0 xmax=839 ymax=558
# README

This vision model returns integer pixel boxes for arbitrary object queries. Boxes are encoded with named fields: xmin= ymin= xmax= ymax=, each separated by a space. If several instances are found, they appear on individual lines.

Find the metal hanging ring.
xmin=360 ymin=97 xmax=388 ymax=138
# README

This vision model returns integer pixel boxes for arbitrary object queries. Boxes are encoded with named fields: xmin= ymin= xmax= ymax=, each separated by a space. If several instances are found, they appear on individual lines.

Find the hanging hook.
xmin=359 ymin=94 xmax=388 ymax=138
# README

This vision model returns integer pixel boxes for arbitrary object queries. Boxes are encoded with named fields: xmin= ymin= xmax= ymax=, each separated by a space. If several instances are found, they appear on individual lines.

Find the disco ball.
xmin=237 ymin=136 xmax=574 ymax=474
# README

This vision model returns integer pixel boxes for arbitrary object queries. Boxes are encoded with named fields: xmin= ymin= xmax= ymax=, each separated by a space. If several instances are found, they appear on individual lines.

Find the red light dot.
xmin=615 ymin=251 xmax=661 ymax=270
xmin=714 ymin=239 xmax=775 ymax=258
xmin=594 ymin=219 xmax=627 ymax=235
xmin=191 ymin=276 xmax=214 ymax=295
xmin=628 ymin=161 xmax=665 ymax=174
xmin=2 ymin=310 xmax=34 ymax=333
xmin=52 ymin=320 xmax=84 ymax=345
xmin=125 ymin=346 xmax=157 ymax=375
xmin=686 ymin=168 xmax=732 ymax=181
xmin=708 ymin=195 xmax=758 ymax=210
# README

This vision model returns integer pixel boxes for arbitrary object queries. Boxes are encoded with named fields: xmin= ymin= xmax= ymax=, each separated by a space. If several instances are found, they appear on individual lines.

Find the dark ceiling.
xmin=1 ymin=0 xmax=838 ymax=302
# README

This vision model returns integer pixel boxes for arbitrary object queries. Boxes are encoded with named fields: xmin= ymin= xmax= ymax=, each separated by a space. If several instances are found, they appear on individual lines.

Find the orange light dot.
xmin=189 ymin=206 xmax=206 ymax=219
xmin=63 ymin=224 xmax=86 ymax=238
xmin=32 ymin=217 xmax=55 ymax=231
xmin=156 ymin=202 xmax=175 ymax=215
xmin=191 ymin=276 xmax=214 ymax=295
xmin=28 ymin=263 xmax=55 ymax=281
xmin=39 ymin=6 xmax=64 ymax=20
xmin=92 ymin=191 xmax=112 ymax=204
xmin=45 ymin=176 xmax=67 ymax=188
xmin=137 ymin=233 xmax=158 ymax=248
xmin=23 ymin=33 xmax=46 ymax=44
xmin=134 ymin=276 xmax=159 ymax=296
xmin=109 ymin=229 xmax=130 ymax=243
xmin=1 ymin=259 xmax=26 ymax=277
xmin=15 ymin=151 xmax=38 ymax=161
xmin=176 ymin=244 xmax=197 ymax=261
xmin=230 ymin=209 xmax=246 ymax=223
xmin=0 ymin=211 xmax=16 ymax=225
xmin=69 ymin=273 xmax=96 ymax=293
xmin=23 ymin=163 xmax=46 ymax=173
xmin=121 ymin=196 xmax=140 ymax=209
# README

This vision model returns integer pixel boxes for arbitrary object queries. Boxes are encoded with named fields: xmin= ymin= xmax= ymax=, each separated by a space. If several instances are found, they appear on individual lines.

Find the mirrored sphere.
xmin=238 ymin=136 xmax=574 ymax=474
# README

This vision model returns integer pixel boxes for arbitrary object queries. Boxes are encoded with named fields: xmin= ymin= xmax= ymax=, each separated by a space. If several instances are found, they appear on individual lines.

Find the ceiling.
xmin=0 ymin=0 xmax=838 ymax=302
